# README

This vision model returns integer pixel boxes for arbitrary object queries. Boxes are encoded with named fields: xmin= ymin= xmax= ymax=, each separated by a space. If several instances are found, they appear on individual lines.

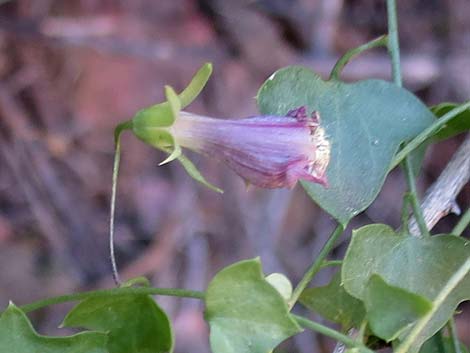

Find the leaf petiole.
xmin=19 ymin=287 xmax=205 ymax=314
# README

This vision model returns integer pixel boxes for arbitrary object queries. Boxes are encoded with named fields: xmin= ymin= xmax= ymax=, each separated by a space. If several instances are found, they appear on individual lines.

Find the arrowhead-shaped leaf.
xmin=257 ymin=66 xmax=434 ymax=224
xmin=63 ymin=294 xmax=173 ymax=353
xmin=300 ymin=271 xmax=365 ymax=329
xmin=0 ymin=303 xmax=107 ymax=353
xmin=205 ymin=258 xmax=302 ymax=353
xmin=342 ymin=224 xmax=470 ymax=352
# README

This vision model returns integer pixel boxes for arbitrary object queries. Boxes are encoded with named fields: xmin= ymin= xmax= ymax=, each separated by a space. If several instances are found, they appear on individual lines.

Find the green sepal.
xmin=131 ymin=62 xmax=212 ymax=137
xmin=179 ymin=63 xmax=212 ymax=108
xmin=159 ymin=146 xmax=223 ymax=193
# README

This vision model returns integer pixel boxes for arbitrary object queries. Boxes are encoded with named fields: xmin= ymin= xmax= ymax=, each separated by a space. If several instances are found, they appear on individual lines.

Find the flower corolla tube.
xmin=167 ymin=106 xmax=330 ymax=189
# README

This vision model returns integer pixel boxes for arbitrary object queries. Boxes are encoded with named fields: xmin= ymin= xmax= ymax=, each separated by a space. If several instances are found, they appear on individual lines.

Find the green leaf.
xmin=300 ymin=271 xmax=365 ymax=329
xmin=63 ymin=294 xmax=173 ymax=353
xmin=431 ymin=103 xmax=470 ymax=140
xmin=364 ymin=274 xmax=432 ymax=341
xmin=205 ymin=258 xmax=302 ymax=353
xmin=419 ymin=333 xmax=469 ymax=353
xmin=0 ymin=303 xmax=107 ymax=353
xmin=257 ymin=66 xmax=434 ymax=225
xmin=342 ymin=224 xmax=470 ymax=352
xmin=179 ymin=63 xmax=213 ymax=108
xmin=410 ymin=101 xmax=470 ymax=175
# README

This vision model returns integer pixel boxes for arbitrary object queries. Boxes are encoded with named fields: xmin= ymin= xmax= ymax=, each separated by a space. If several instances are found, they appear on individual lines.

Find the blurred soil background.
xmin=0 ymin=0 xmax=469 ymax=352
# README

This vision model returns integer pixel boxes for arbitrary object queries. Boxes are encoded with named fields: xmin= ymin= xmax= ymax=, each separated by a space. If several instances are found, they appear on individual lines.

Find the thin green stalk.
xmin=452 ymin=208 xmax=470 ymax=236
xmin=387 ymin=0 xmax=429 ymax=237
xmin=403 ymin=158 xmax=430 ymax=236
xmin=447 ymin=318 xmax=462 ymax=353
xmin=293 ymin=315 xmax=374 ymax=353
xmin=395 ymin=257 xmax=470 ymax=353
xmin=400 ymin=192 xmax=413 ymax=233
xmin=19 ymin=287 xmax=205 ymax=314
xmin=288 ymin=224 xmax=345 ymax=308
xmin=390 ymin=101 xmax=470 ymax=170
xmin=329 ymin=35 xmax=388 ymax=80
xmin=320 ymin=260 xmax=343 ymax=269
xmin=109 ymin=121 xmax=133 ymax=285
xmin=386 ymin=0 xmax=402 ymax=87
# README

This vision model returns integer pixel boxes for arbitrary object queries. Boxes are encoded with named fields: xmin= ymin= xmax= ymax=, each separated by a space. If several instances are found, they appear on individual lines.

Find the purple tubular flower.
xmin=168 ymin=106 xmax=330 ymax=189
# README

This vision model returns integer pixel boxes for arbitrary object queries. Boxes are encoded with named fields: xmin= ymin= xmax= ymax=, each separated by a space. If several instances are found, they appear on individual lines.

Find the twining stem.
xmin=395 ymin=257 xmax=470 ymax=353
xmin=390 ymin=101 xmax=470 ymax=170
xmin=400 ymin=192 xmax=413 ymax=232
xmin=288 ymin=224 xmax=345 ymax=308
xmin=293 ymin=315 xmax=374 ymax=353
xmin=329 ymin=35 xmax=388 ymax=80
xmin=386 ymin=0 xmax=402 ymax=87
xmin=403 ymin=158 xmax=430 ymax=236
xmin=109 ymin=121 xmax=133 ymax=286
xmin=19 ymin=286 xmax=205 ymax=314
xmin=447 ymin=318 xmax=462 ymax=353
xmin=452 ymin=208 xmax=470 ymax=236
xmin=320 ymin=260 xmax=343 ymax=269
xmin=386 ymin=0 xmax=429 ymax=237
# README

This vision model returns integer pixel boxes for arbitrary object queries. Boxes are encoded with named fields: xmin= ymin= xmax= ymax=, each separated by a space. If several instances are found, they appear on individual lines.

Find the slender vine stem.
xmin=109 ymin=121 xmax=133 ymax=285
xmin=395 ymin=257 xmax=470 ymax=353
xmin=320 ymin=260 xmax=343 ymax=269
xmin=386 ymin=0 xmax=402 ymax=87
xmin=386 ymin=0 xmax=429 ymax=237
xmin=329 ymin=35 xmax=388 ymax=80
xmin=293 ymin=315 xmax=374 ymax=353
xmin=19 ymin=286 xmax=205 ymax=314
xmin=403 ymin=158 xmax=430 ymax=236
xmin=452 ymin=208 xmax=470 ymax=236
xmin=288 ymin=224 xmax=345 ymax=308
xmin=400 ymin=192 xmax=413 ymax=233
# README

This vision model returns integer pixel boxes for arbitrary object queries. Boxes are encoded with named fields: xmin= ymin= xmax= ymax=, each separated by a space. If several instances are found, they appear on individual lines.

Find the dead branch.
xmin=409 ymin=134 xmax=470 ymax=235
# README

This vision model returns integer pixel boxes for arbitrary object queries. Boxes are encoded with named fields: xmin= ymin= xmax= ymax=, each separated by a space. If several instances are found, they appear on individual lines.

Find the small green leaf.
xmin=257 ymin=66 xmax=434 ymax=225
xmin=63 ymin=294 xmax=173 ymax=353
xmin=300 ymin=271 xmax=365 ymax=329
xmin=0 ymin=303 xmax=107 ymax=353
xmin=179 ymin=63 xmax=213 ymax=108
xmin=410 ymin=101 xmax=470 ymax=175
xmin=431 ymin=103 xmax=470 ymax=140
xmin=342 ymin=224 xmax=470 ymax=352
xmin=364 ymin=274 xmax=432 ymax=341
xmin=205 ymin=258 xmax=302 ymax=353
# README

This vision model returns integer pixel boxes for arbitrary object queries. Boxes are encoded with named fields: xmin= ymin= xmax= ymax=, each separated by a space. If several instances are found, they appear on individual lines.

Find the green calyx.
xmin=113 ymin=62 xmax=222 ymax=193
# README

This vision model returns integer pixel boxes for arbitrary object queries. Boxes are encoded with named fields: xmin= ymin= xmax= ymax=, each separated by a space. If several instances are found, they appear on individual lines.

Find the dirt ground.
xmin=0 ymin=1 xmax=469 ymax=352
